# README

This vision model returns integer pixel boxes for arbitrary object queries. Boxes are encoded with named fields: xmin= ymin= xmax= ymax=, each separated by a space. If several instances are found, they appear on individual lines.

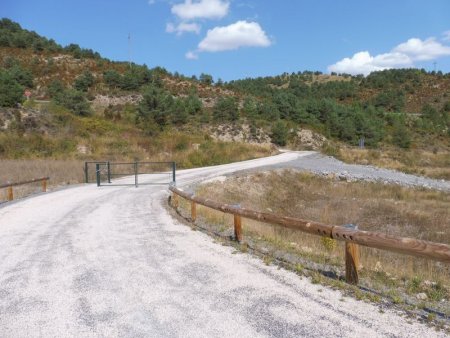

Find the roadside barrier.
xmin=90 ymin=161 xmax=176 ymax=187
xmin=169 ymin=185 xmax=450 ymax=285
xmin=1 ymin=177 xmax=49 ymax=202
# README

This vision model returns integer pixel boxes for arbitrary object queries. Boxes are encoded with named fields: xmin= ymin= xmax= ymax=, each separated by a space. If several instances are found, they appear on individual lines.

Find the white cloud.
xmin=328 ymin=36 xmax=450 ymax=75
xmin=171 ymin=0 xmax=229 ymax=20
xmin=443 ymin=30 xmax=450 ymax=42
xmin=197 ymin=20 xmax=271 ymax=52
xmin=328 ymin=51 xmax=412 ymax=75
xmin=393 ymin=37 xmax=450 ymax=61
xmin=185 ymin=51 xmax=199 ymax=60
xmin=166 ymin=22 xmax=201 ymax=35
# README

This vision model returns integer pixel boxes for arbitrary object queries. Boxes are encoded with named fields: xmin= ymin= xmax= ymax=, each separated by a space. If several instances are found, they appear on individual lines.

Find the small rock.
xmin=416 ymin=293 xmax=428 ymax=300
xmin=374 ymin=261 xmax=382 ymax=272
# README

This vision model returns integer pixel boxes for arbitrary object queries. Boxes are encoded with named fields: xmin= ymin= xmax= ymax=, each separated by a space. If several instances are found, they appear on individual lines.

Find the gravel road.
xmin=239 ymin=150 xmax=450 ymax=192
xmin=0 ymin=151 xmax=447 ymax=337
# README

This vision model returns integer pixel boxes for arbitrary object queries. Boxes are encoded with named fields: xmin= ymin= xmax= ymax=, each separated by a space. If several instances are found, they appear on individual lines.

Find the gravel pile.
xmin=257 ymin=152 xmax=450 ymax=192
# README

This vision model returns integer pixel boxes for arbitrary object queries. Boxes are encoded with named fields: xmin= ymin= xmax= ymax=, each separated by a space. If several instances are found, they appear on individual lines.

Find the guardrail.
xmin=169 ymin=185 xmax=450 ymax=285
xmin=1 ymin=177 xmax=50 ymax=201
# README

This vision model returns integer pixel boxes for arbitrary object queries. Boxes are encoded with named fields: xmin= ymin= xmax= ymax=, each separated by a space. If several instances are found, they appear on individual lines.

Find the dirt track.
xmin=0 ymin=152 xmax=446 ymax=337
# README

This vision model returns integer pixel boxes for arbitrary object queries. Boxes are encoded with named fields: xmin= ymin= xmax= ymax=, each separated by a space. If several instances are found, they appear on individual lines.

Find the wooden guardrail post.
xmin=233 ymin=204 xmax=243 ymax=242
xmin=344 ymin=224 xmax=360 ymax=285
xmin=191 ymin=201 xmax=197 ymax=222
xmin=7 ymin=186 xmax=13 ymax=201
xmin=234 ymin=214 xmax=242 ymax=242
xmin=2 ymin=177 xmax=50 ymax=202
xmin=172 ymin=193 xmax=178 ymax=209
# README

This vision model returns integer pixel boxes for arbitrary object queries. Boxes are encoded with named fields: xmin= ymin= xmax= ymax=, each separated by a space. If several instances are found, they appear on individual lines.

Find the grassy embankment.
xmin=0 ymin=102 xmax=274 ymax=201
xmin=175 ymin=170 xmax=450 ymax=314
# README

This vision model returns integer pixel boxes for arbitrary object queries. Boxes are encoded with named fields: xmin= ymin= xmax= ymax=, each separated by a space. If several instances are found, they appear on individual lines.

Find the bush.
xmin=47 ymin=80 xmax=65 ymax=98
xmin=0 ymin=71 xmax=24 ymax=107
xmin=54 ymin=89 xmax=92 ymax=116
xmin=392 ymin=120 xmax=411 ymax=149
xmin=213 ymin=97 xmax=239 ymax=122
xmin=73 ymin=71 xmax=94 ymax=92
xmin=7 ymin=64 xmax=34 ymax=88
xmin=270 ymin=120 xmax=288 ymax=146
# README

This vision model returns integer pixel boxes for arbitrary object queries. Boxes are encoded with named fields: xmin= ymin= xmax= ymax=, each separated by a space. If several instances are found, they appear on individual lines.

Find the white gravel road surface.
xmin=0 ymin=151 xmax=446 ymax=337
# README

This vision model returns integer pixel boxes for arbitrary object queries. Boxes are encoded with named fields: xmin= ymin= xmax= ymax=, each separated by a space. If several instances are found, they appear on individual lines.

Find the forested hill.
xmin=225 ymin=69 xmax=450 ymax=147
xmin=0 ymin=18 xmax=449 ymax=165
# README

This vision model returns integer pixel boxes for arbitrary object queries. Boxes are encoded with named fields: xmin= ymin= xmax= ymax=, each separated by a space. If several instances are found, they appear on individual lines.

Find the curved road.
xmin=0 ymin=152 xmax=446 ymax=337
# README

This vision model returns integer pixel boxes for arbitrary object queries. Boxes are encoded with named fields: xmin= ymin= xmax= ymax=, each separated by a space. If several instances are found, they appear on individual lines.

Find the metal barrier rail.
xmin=93 ymin=161 xmax=176 ymax=187
xmin=169 ymin=185 xmax=450 ymax=285
xmin=1 ymin=177 xmax=50 ymax=201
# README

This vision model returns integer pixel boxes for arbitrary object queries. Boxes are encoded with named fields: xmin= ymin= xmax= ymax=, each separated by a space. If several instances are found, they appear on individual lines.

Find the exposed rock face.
xmin=76 ymin=144 xmax=90 ymax=155
xmin=92 ymin=94 xmax=142 ymax=110
xmin=292 ymin=128 xmax=327 ymax=150
xmin=208 ymin=124 xmax=271 ymax=145
xmin=0 ymin=107 xmax=51 ymax=133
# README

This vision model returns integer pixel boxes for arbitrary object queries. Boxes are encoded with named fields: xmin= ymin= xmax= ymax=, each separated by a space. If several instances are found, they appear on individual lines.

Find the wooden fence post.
xmin=191 ymin=201 xmax=197 ymax=222
xmin=234 ymin=214 xmax=242 ymax=242
xmin=172 ymin=193 xmax=178 ymax=209
xmin=344 ymin=224 xmax=359 ymax=285
xmin=7 ymin=186 xmax=13 ymax=201
xmin=232 ymin=204 xmax=243 ymax=242
xmin=41 ymin=178 xmax=47 ymax=192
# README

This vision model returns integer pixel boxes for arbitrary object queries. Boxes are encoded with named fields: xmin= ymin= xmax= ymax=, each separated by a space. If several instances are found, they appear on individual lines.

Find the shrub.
xmin=213 ymin=97 xmax=239 ymax=122
xmin=270 ymin=120 xmax=288 ymax=146
xmin=54 ymin=89 xmax=92 ymax=116
xmin=0 ymin=70 xmax=24 ymax=107
xmin=392 ymin=120 xmax=411 ymax=149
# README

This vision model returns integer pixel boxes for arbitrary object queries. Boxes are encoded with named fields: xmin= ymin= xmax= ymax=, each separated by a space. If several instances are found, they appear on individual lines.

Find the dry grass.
xmin=0 ymin=159 xmax=85 ymax=202
xmin=182 ymin=170 xmax=450 ymax=309
xmin=0 ymin=139 xmax=274 ymax=201
xmin=337 ymin=147 xmax=450 ymax=180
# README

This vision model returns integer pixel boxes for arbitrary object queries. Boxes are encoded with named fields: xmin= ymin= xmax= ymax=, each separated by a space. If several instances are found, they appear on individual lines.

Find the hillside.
xmin=0 ymin=18 xmax=449 ymax=178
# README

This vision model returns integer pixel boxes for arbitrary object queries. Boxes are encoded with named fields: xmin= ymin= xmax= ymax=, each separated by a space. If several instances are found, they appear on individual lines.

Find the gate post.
xmin=172 ymin=162 xmax=176 ymax=184
xmin=84 ymin=162 xmax=88 ymax=183
xmin=96 ymin=163 xmax=101 ymax=187
xmin=134 ymin=162 xmax=138 ymax=188
xmin=107 ymin=161 xmax=111 ymax=183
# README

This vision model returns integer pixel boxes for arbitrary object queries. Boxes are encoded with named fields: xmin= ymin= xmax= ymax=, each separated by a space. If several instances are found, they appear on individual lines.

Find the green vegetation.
xmin=213 ymin=96 xmax=239 ymax=122
xmin=0 ymin=18 xmax=449 ymax=178
xmin=54 ymin=89 xmax=92 ymax=116
xmin=270 ymin=120 xmax=288 ymax=146
xmin=0 ymin=70 xmax=24 ymax=107
xmin=225 ymin=69 xmax=449 ymax=147
xmin=0 ymin=18 xmax=100 ymax=58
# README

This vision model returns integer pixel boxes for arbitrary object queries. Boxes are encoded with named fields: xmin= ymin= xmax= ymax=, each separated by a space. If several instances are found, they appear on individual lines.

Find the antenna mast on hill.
xmin=128 ymin=33 xmax=132 ymax=68
xmin=433 ymin=61 xmax=437 ymax=72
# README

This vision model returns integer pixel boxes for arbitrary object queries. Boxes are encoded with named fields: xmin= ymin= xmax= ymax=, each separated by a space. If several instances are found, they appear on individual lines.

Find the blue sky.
xmin=2 ymin=0 xmax=450 ymax=81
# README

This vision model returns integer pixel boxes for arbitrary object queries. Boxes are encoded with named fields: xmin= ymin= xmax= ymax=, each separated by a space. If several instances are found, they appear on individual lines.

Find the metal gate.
xmin=85 ymin=161 xmax=176 ymax=187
